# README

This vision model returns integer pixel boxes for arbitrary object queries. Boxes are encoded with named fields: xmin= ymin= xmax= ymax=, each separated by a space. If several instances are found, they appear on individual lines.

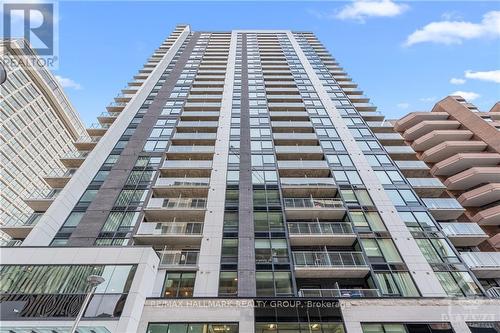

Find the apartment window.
xmin=350 ymin=211 xmax=387 ymax=232
xmin=362 ymin=323 xmax=453 ymax=333
xmin=386 ymin=190 xmax=419 ymax=206
xmin=102 ymin=211 xmax=139 ymax=232
xmin=326 ymin=154 xmax=353 ymax=167
xmin=253 ymin=189 xmax=281 ymax=207
xmin=147 ymin=323 xmax=238 ymax=333
xmin=252 ymin=170 xmax=278 ymax=184
xmin=162 ymin=272 xmax=196 ymax=298
xmin=80 ymin=189 xmax=98 ymax=203
xmin=333 ymin=170 xmax=363 ymax=185
xmin=219 ymin=271 xmax=238 ymax=296
xmin=341 ymin=189 xmax=374 ymax=206
xmin=144 ymin=140 xmax=168 ymax=152
xmin=316 ymin=128 xmax=338 ymax=138
xmin=373 ymin=272 xmax=420 ymax=297
xmin=357 ymin=140 xmax=381 ymax=151
xmin=375 ymin=170 xmax=405 ymax=185
xmin=255 ymin=239 xmax=289 ymax=264
xmin=254 ymin=211 xmax=284 ymax=232
xmin=361 ymin=238 xmax=402 ymax=263
xmin=321 ymin=140 xmax=345 ymax=151
xmin=221 ymin=239 xmax=238 ymax=264
xmin=251 ymin=154 xmax=275 ymax=167
xmin=436 ymin=271 xmax=482 ymax=297
xmin=366 ymin=154 xmax=392 ymax=166
xmin=398 ymin=211 xmax=437 ymax=232
xmin=115 ymin=190 xmax=147 ymax=207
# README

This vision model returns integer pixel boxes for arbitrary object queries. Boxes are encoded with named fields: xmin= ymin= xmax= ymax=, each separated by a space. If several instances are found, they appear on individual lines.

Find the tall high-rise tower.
xmin=1 ymin=25 xmax=499 ymax=333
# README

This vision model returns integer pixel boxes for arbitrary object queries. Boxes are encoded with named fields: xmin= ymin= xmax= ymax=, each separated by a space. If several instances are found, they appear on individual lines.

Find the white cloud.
xmin=404 ymin=11 xmax=500 ymax=46
xmin=55 ymin=75 xmax=82 ymax=90
xmin=450 ymin=78 xmax=466 ymax=85
xmin=465 ymin=70 xmax=500 ymax=83
xmin=419 ymin=97 xmax=437 ymax=102
xmin=397 ymin=102 xmax=410 ymax=109
xmin=450 ymin=91 xmax=480 ymax=101
xmin=335 ymin=0 xmax=409 ymax=23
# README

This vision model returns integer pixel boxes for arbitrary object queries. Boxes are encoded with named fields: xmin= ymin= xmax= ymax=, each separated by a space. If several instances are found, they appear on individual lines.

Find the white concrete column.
xmin=194 ymin=31 xmax=237 ymax=296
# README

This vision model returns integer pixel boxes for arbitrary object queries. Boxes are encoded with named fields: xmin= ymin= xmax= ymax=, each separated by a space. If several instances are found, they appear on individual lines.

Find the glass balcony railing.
xmin=148 ymin=197 xmax=207 ymax=209
xmin=2 ymin=213 xmax=43 ymax=227
xmin=280 ymin=177 xmax=336 ymax=187
xmin=395 ymin=160 xmax=429 ymax=169
xmin=288 ymin=222 xmax=354 ymax=235
xmin=277 ymin=160 xmax=329 ymax=169
xmin=43 ymin=168 xmax=76 ymax=178
xmin=407 ymin=178 xmax=446 ymax=188
xmin=137 ymin=222 xmax=203 ymax=236
xmin=162 ymin=160 xmax=212 ymax=169
xmin=440 ymin=223 xmax=487 ymax=237
xmin=293 ymin=251 xmax=367 ymax=268
xmin=284 ymin=198 xmax=344 ymax=209
xmin=99 ymin=111 xmax=121 ymax=118
xmin=460 ymin=252 xmax=500 ymax=269
xmin=89 ymin=123 xmax=111 ymax=130
xmin=155 ymin=177 xmax=210 ymax=187
xmin=25 ymin=188 xmax=61 ymax=200
xmin=168 ymin=146 xmax=215 ymax=153
xmin=61 ymin=151 xmax=90 ymax=159
xmin=298 ymin=288 xmax=380 ymax=298
xmin=423 ymin=198 xmax=464 ymax=209
xmin=157 ymin=250 xmax=199 ymax=267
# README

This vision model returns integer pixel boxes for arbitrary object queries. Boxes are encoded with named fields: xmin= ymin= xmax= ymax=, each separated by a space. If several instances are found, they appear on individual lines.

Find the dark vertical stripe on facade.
xmin=237 ymin=33 xmax=256 ymax=297
xmin=68 ymin=32 xmax=201 ymax=246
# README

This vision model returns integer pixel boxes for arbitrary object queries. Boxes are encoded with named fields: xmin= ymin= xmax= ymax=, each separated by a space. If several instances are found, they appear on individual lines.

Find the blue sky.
xmin=45 ymin=1 xmax=500 ymax=124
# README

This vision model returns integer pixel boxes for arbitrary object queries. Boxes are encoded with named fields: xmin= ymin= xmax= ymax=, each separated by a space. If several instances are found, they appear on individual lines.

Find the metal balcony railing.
xmin=284 ymin=198 xmax=344 ymax=209
xmin=298 ymin=288 xmax=380 ymax=298
xmin=43 ymin=168 xmax=76 ymax=178
xmin=293 ymin=251 xmax=367 ymax=268
xmin=486 ymin=287 xmax=500 ymax=298
xmin=156 ymin=198 xmax=207 ymax=209
xmin=156 ymin=250 xmax=199 ymax=267
xmin=138 ymin=222 xmax=203 ymax=236
xmin=288 ymin=222 xmax=354 ymax=235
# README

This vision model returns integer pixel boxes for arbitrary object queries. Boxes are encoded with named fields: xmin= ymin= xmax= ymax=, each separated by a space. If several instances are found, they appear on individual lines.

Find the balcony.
xmin=73 ymin=136 xmax=100 ymax=151
xmin=288 ymin=222 xmax=356 ymax=246
xmin=394 ymin=112 xmax=449 ymax=132
xmin=280 ymin=177 xmax=337 ymax=197
xmin=293 ymin=251 xmax=369 ymax=278
xmin=171 ymin=132 xmax=217 ymax=145
xmin=472 ymin=205 xmax=500 ymax=226
xmin=97 ymin=111 xmax=120 ymax=123
xmin=367 ymin=121 xmax=395 ymax=133
xmin=460 ymin=252 xmax=500 ymax=278
xmin=106 ymin=101 xmax=127 ymax=112
xmin=298 ymin=288 xmax=380 ymax=298
xmin=268 ymin=102 xmax=306 ymax=111
xmin=153 ymin=177 xmax=210 ymax=197
xmin=166 ymin=145 xmax=215 ymax=159
xmin=0 ymin=213 xmax=43 ymax=238
xmin=272 ymin=121 xmax=313 ymax=132
xmin=440 ymin=223 xmax=489 ymax=247
xmin=423 ymin=198 xmax=465 ymax=220
xmin=444 ymin=167 xmax=500 ymax=191
xmin=161 ymin=160 xmax=212 ymax=177
xmin=431 ymin=153 xmax=500 ymax=176
xmin=24 ymin=189 xmax=60 ymax=211
xmin=402 ymin=120 xmax=461 ymax=141
xmin=458 ymin=183 xmax=500 ymax=207
xmin=43 ymin=168 xmax=76 ymax=188
xmin=412 ymin=130 xmax=473 ymax=152
xmin=60 ymin=151 xmax=89 ymax=168
xmin=353 ymin=102 xmax=376 ymax=112
xmin=157 ymin=250 xmax=199 ymax=270
xmin=395 ymin=160 xmax=430 ymax=177
xmin=277 ymin=160 xmax=330 ymax=177
xmin=180 ymin=110 xmax=220 ymax=119
xmin=134 ymin=222 xmax=203 ymax=246
xmin=375 ymin=132 xmax=404 ymax=145
xmin=144 ymin=197 xmax=207 ymax=221
xmin=87 ymin=123 xmax=110 ymax=136
xmin=269 ymin=111 xmax=309 ymax=121
xmin=359 ymin=112 xmax=384 ymax=121
xmin=275 ymin=145 xmax=323 ymax=159
xmin=176 ymin=121 xmax=218 ymax=132
xmin=284 ymin=198 xmax=345 ymax=219
xmin=183 ymin=102 xmax=221 ymax=111
xmin=407 ymin=178 xmax=446 ymax=197
xmin=385 ymin=146 xmax=417 ymax=160
xmin=273 ymin=133 xmax=318 ymax=145
xmin=421 ymin=141 xmax=488 ymax=163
